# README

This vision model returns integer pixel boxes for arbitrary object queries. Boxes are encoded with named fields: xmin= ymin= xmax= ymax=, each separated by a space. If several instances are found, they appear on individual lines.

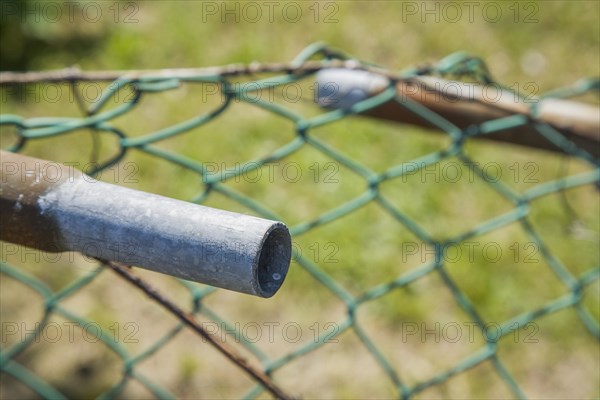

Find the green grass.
xmin=1 ymin=1 xmax=599 ymax=398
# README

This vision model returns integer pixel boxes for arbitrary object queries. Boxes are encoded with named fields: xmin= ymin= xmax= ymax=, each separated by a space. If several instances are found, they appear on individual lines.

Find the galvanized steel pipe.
xmin=0 ymin=150 xmax=292 ymax=297
xmin=316 ymin=69 xmax=600 ymax=157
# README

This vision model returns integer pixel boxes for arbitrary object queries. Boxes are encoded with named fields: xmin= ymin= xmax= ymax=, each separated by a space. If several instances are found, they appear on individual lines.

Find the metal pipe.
xmin=316 ymin=69 xmax=600 ymax=158
xmin=0 ymin=150 xmax=292 ymax=298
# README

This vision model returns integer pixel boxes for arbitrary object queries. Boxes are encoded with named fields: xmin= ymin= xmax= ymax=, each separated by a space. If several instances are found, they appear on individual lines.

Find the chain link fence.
xmin=1 ymin=43 xmax=599 ymax=399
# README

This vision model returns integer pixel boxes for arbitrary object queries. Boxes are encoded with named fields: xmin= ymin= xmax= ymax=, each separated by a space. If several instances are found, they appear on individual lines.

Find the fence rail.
xmin=1 ymin=43 xmax=598 ymax=399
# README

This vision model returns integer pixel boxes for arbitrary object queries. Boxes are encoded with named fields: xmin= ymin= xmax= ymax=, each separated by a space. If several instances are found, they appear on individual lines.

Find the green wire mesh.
xmin=1 ymin=43 xmax=599 ymax=399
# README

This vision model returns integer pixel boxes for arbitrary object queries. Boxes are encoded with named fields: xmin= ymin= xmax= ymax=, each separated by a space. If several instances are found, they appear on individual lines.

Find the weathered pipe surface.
xmin=316 ymin=69 xmax=600 ymax=158
xmin=0 ymin=151 xmax=292 ymax=297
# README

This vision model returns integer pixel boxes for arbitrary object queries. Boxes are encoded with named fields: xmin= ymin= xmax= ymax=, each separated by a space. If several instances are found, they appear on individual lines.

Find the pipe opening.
xmin=256 ymin=223 xmax=292 ymax=298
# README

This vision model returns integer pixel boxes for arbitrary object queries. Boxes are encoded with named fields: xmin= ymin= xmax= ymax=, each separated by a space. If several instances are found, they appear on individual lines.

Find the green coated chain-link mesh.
xmin=1 ymin=43 xmax=599 ymax=399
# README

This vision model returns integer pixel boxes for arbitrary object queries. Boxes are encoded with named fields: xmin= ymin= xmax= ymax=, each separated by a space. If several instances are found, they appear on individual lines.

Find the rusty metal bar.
xmin=316 ymin=69 xmax=600 ymax=158
xmin=0 ymin=150 xmax=291 ymax=298
xmin=105 ymin=260 xmax=294 ymax=400
xmin=0 ymin=60 xmax=364 ymax=83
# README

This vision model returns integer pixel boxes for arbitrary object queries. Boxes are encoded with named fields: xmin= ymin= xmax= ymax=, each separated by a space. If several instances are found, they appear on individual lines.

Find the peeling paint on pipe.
xmin=0 ymin=151 xmax=291 ymax=297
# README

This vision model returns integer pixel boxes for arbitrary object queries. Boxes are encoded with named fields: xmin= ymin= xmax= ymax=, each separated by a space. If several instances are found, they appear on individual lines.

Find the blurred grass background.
xmin=1 ymin=0 xmax=599 ymax=398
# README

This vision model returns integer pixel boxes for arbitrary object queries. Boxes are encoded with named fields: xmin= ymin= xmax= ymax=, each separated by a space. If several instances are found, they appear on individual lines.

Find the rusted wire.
xmin=103 ymin=260 xmax=294 ymax=400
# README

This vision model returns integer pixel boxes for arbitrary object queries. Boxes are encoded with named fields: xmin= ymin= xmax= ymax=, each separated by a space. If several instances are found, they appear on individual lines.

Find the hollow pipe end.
xmin=254 ymin=222 xmax=292 ymax=298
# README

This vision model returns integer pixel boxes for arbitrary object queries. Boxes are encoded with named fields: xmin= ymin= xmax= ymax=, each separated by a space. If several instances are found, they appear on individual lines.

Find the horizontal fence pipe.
xmin=316 ymin=69 xmax=600 ymax=158
xmin=0 ymin=150 xmax=291 ymax=297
